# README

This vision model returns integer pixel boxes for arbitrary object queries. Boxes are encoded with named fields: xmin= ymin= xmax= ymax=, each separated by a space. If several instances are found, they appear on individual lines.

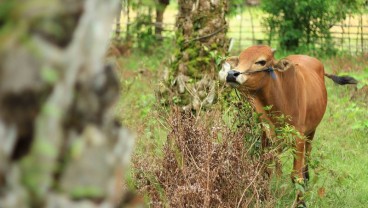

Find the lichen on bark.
xmin=162 ymin=0 xmax=230 ymax=110
xmin=0 ymin=0 xmax=134 ymax=207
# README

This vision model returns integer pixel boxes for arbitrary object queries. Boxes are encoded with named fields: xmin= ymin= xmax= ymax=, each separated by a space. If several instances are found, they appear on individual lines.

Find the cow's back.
xmin=285 ymin=55 xmax=327 ymax=135
xmin=286 ymin=55 xmax=325 ymax=78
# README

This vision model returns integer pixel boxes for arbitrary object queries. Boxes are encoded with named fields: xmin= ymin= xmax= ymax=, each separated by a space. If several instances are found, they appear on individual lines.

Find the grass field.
xmin=116 ymin=38 xmax=368 ymax=207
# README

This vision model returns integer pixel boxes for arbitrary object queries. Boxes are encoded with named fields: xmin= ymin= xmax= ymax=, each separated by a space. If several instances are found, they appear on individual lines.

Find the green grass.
xmin=307 ymin=79 xmax=368 ymax=207
xmin=117 ymin=41 xmax=368 ymax=207
xmin=115 ymin=42 xmax=172 ymax=156
xmin=269 ymin=62 xmax=368 ymax=207
xmin=115 ymin=44 xmax=173 ymax=193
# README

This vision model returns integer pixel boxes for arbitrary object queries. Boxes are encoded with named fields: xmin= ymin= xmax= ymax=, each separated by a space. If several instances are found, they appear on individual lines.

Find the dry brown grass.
xmin=134 ymin=102 xmax=280 ymax=207
xmin=324 ymin=53 xmax=368 ymax=73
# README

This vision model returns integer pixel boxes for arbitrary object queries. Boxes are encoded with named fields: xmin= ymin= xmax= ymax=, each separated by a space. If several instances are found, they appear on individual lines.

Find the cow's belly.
xmin=299 ymin=67 xmax=327 ymax=135
xmin=285 ymin=55 xmax=327 ymax=135
xmin=304 ymin=93 xmax=327 ymax=135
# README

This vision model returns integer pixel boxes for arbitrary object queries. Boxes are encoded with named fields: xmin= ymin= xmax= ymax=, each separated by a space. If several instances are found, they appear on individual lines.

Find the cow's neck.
xmin=249 ymin=70 xmax=298 ymax=121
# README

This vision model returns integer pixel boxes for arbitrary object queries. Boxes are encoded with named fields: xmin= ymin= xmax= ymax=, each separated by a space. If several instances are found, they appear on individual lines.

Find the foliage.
xmin=129 ymin=0 xmax=156 ymax=9
xmin=127 ymin=0 xmax=170 ymax=52
xmin=131 ymin=13 xmax=157 ymax=52
xmin=227 ymin=0 xmax=245 ymax=17
xmin=261 ymin=0 xmax=364 ymax=52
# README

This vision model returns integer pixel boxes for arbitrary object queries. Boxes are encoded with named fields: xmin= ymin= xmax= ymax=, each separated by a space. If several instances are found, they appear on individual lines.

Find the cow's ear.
xmin=274 ymin=59 xmax=293 ymax=72
xmin=224 ymin=56 xmax=239 ymax=68
xmin=271 ymin=48 xmax=276 ymax=56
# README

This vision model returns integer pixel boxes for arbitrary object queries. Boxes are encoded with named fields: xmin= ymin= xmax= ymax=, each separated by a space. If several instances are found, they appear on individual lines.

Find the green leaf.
xmin=295 ymin=182 xmax=305 ymax=193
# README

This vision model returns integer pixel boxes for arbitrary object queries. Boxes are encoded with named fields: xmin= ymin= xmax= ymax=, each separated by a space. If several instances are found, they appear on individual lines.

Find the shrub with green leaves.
xmin=262 ymin=0 xmax=363 ymax=52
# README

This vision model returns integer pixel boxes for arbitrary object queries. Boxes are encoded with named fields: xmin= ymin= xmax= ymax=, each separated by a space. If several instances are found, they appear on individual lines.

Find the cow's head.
xmin=219 ymin=45 xmax=292 ymax=91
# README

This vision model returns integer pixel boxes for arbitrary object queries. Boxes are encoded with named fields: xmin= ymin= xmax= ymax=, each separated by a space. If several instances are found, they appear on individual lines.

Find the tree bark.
xmin=115 ymin=1 xmax=124 ymax=41
xmin=155 ymin=0 xmax=170 ymax=41
xmin=0 ymin=0 xmax=134 ymax=207
xmin=163 ymin=0 xmax=229 ymax=111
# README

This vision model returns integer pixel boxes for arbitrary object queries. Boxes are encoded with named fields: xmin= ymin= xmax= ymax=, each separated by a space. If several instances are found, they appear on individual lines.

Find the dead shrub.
xmin=134 ymin=101 xmax=279 ymax=207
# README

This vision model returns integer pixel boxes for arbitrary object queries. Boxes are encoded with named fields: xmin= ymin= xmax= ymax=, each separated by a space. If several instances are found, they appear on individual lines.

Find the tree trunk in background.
xmin=163 ymin=0 xmax=229 ymax=111
xmin=115 ymin=1 xmax=124 ymax=41
xmin=155 ymin=0 xmax=170 ymax=41
xmin=0 ymin=0 xmax=134 ymax=207
xmin=126 ymin=0 xmax=132 ymax=41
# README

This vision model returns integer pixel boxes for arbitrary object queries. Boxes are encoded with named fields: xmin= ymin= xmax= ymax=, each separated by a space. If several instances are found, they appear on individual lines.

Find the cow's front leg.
xmin=292 ymin=137 xmax=306 ymax=207
xmin=292 ymin=137 xmax=306 ymax=181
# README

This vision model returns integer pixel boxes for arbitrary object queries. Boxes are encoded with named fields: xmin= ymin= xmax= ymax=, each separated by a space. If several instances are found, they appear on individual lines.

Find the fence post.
xmin=248 ymin=7 xmax=255 ymax=45
xmin=115 ymin=1 xmax=123 ymax=41
xmin=340 ymin=20 xmax=344 ymax=51
xmin=356 ymin=16 xmax=359 ymax=54
xmin=348 ymin=15 xmax=351 ymax=54
xmin=360 ymin=14 xmax=364 ymax=53
xmin=126 ymin=0 xmax=131 ymax=41
xmin=238 ymin=6 xmax=243 ymax=50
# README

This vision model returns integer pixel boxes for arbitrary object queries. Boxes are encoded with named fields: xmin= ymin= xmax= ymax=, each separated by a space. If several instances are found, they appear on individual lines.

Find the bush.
xmin=134 ymin=100 xmax=282 ymax=207
xmin=131 ymin=14 xmax=157 ymax=52
xmin=262 ymin=0 xmax=363 ymax=52
xmin=127 ymin=0 xmax=167 ymax=53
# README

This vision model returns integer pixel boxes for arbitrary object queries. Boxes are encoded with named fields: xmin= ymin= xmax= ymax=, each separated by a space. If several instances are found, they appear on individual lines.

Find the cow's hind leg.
xmin=303 ymin=131 xmax=315 ymax=183
xmin=292 ymin=131 xmax=316 ymax=208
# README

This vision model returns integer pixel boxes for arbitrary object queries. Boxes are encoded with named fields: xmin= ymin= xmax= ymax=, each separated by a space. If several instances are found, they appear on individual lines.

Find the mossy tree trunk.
xmin=164 ymin=0 xmax=229 ymax=110
xmin=0 ymin=0 xmax=134 ymax=207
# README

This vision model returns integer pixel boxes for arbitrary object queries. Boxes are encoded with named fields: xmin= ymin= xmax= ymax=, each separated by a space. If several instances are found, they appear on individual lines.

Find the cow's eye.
xmin=255 ymin=60 xmax=266 ymax=66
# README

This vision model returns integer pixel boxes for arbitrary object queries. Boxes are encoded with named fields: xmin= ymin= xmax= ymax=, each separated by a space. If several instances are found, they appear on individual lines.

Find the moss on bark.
xmin=165 ymin=0 xmax=229 ymax=110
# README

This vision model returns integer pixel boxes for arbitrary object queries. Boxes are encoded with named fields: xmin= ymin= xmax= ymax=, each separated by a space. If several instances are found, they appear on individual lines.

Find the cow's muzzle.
xmin=226 ymin=70 xmax=240 ymax=83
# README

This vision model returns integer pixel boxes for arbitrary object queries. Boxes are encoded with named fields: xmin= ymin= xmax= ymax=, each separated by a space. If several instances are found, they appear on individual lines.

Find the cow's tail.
xmin=324 ymin=73 xmax=358 ymax=85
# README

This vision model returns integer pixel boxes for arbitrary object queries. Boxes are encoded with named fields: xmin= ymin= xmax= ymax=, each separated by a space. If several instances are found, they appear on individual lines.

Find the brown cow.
xmin=219 ymin=45 xmax=357 ymax=207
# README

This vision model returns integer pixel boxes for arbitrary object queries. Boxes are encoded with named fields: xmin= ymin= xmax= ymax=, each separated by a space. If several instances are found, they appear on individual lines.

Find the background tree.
xmin=115 ymin=1 xmax=124 ymax=41
xmin=126 ymin=0 xmax=170 ymax=52
xmin=0 ymin=0 xmax=134 ymax=207
xmin=155 ymin=0 xmax=170 ymax=40
xmin=164 ymin=0 xmax=230 ymax=111
xmin=262 ymin=0 xmax=364 ymax=51
xmin=129 ymin=0 xmax=157 ymax=51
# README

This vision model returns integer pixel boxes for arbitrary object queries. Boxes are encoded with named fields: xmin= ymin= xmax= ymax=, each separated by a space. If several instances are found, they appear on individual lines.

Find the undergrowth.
xmin=133 ymin=104 xmax=277 ymax=207
xmin=131 ymin=81 xmax=305 ymax=207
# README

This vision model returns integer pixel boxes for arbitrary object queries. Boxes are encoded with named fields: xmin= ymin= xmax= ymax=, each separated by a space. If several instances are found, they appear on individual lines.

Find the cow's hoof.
xmin=297 ymin=201 xmax=307 ymax=208
xmin=302 ymin=166 xmax=310 ymax=183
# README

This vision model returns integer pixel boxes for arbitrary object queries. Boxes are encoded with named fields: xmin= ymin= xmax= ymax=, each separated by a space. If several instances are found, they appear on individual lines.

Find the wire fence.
xmin=118 ymin=7 xmax=368 ymax=54
xmin=331 ymin=15 xmax=368 ymax=53
xmin=227 ymin=8 xmax=368 ymax=54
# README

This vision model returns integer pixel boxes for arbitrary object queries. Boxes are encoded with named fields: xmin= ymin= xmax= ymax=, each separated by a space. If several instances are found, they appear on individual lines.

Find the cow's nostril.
xmin=228 ymin=70 xmax=240 ymax=77
xmin=226 ymin=70 xmax=240 ymax=83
